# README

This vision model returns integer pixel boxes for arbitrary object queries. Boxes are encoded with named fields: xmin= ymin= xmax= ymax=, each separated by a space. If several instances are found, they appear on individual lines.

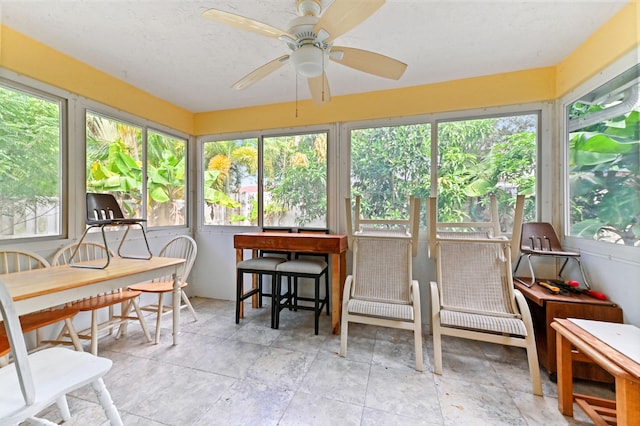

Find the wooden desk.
xmin=234 ymin=232 xmax=348 ymax=334
xmin=514 ymin=280 xmax=623 ymax=382
xmin=3 ymin=256 xmax=185 ymax=345
xmin=552 ymin=318 xmax=640 ymax=425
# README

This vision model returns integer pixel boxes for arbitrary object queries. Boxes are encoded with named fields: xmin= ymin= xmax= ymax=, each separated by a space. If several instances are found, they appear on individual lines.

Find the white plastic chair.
xmin=0 ymin=276 xmax=123 ymax=425
xmin=430 ymin=237 xmax=542 ymax=395
xmin=340 ymin=233 xmax=423 ymax=371
xmin=128 ymin=235 xmax=198 ymax=343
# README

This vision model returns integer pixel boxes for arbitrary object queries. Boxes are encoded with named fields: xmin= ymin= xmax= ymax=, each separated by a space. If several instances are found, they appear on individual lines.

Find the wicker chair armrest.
xmin=429 ymin=281 xmax=440 ymax=316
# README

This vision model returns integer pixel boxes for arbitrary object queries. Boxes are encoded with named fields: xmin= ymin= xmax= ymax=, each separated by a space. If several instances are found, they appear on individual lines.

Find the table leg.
xmin=172 ymin=271 xmax=180 ymax=345
xmin=616 ymin=377 xmax=640 ymax=425
xmin=556 ymin=330 xmax=574 ymax=416
xmin=330 ymin=252 xmax=346 ymax=335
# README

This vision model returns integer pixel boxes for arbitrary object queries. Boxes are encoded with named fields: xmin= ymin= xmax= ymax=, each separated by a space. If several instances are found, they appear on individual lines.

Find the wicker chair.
xmin=340 ymin=233 xmax=423 ymax=371
xmin=430 ymin=237 xmax=542 ymax=395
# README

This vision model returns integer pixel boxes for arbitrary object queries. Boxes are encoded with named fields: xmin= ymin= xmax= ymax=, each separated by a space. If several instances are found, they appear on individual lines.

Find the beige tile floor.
xmin=34 ymin=297 xmax=614 ymax=425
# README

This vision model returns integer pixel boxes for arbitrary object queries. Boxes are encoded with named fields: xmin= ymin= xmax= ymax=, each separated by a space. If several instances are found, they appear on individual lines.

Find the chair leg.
xmin=181 ymin=290 xmax=198 ymax=321
xmin=91 ymin=378 xmax=123 ymax=426
xmin=273 ymin=273 xmax=281 ymax=329
xmin=154 ymin=293 xmax=163 ymax=344
xmin=236 ymin=271 xmax=243 ymax=324
xmin=526 ymin=337 xmax=543 ymax=396
xmin=314 ymin=277 xmax=320 ymax=335
xmin=134 ymin=298 xmax=152 ymax=342
xmin=324 ymin=272 xmax=330 ymax=315
xmin=339 ymin=314 xmax=348 ymax=357
xmin=115 ymin=301 xmax=130 ymax=338
xmin=90 ymin=309 xmax=99 ymax=355
xmin=64 ymin=318 xmax=84 ymax=351
xmin=432 ymin=326 xmax=443 ymax=375
xmin=56 ymin=395 xmax=71 ymax=422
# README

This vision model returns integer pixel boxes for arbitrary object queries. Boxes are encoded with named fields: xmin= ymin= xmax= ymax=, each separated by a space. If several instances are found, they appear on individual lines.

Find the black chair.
xmin=70 ymin=193 xmax=151 ymax=269
xmin=275 ymin=228 xmax=330 ymax=335
xmin=235 ymin=227 xmax=294 ymax=327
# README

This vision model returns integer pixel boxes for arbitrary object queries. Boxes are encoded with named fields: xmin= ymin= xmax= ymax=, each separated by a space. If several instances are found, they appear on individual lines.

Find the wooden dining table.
xmin=234 ymin=232 xmax=348 ymax=334
xmin=2 ymin=256 xmax=185 ymax=345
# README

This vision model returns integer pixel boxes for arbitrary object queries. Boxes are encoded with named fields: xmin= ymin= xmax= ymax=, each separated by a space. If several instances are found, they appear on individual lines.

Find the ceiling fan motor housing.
xmin=288 ymin=15 xmax=329 ymax=78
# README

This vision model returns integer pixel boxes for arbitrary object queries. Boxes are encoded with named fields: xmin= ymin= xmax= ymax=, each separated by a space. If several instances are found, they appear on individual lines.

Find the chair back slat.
xmin=435 ymin=238 xmax=518 ymax=317
xmin=0 ymin=277 xmax=35 ymax=405
xmin=52 ymin=242 xmax=113 ymax=266
xmin=0 ymin=250 xmax=49 ymax=274
xmin=154 ymin=235 xmax=198 ymax=284
xmin=351 ymin=235 xmax=412 ymax=305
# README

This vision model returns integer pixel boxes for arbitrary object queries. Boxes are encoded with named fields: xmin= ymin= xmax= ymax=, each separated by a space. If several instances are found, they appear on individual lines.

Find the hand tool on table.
xmin=537 ymin=280 xmax=560 ymax=294
xmin=547 ymin=279 xmax=608 ymax=300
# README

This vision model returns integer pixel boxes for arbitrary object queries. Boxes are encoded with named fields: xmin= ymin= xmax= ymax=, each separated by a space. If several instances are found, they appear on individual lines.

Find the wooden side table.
xmin=514 ymin=280 xmax=623 ymax=382
xmin=552 ymin=318 xmax=640 ymax=425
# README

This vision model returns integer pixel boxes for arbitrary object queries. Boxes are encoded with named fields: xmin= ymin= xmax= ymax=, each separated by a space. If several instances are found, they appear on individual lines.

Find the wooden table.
xmin=3 ymin=256 xmax=185 ymax=345
xmin=234 ymin=232 xmax=348 ymax=334
xmin=514 ymin=279 xmax=623 ymax=382
xmin=552 ymin=318 xmax=640 ymax=425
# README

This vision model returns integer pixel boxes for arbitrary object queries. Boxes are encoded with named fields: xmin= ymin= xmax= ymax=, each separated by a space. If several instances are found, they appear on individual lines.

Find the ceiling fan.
xmin=202 ymin=0 xmax=407 ymax=105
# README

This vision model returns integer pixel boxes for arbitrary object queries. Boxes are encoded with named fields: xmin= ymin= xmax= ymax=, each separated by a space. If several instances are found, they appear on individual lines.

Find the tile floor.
xmin=34 ymin=297 xmax=613 ymax=425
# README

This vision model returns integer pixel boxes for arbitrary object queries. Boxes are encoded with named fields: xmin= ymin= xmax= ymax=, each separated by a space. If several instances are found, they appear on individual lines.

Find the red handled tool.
xmin=549 ymin=279 xmax=608 ymax=300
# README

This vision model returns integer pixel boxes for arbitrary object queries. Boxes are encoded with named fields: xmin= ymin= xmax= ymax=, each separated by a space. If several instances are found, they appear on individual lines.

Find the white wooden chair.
xmin=430 ymin=237 xmax=542 ymax=395
xmin=129 ymin=235 xmax=198 ymax=343
xmin=52 ymin=242 xmax=151 ymax=354
xmin=340 ymin=233 xmax=423 ymax=371
xmin=0 ymin=250 xmax=82 ymax=362
xmin=0 ymin=276 xmax=123 ymax=425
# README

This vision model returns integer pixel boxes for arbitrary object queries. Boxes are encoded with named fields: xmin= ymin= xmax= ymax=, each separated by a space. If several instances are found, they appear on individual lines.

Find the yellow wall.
xmin=0 ymin=25 xmax=194 ymax=134
xmin=1 ymin=0 xmax=638 ymax=136
xmin=194 ymin=67 xmax=556 ymax=135
xmin=556 ymin=0 xmax=640 ymax=97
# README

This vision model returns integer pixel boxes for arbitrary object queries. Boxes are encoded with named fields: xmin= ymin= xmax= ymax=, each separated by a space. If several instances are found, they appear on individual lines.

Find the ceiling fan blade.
xmin=232 ymin=55 xmax=290 ymax=90
xmin=202 ymin=8 xmax=294 ymax=40
xmin=314 ymin=0 xmax=385 ymax=42
xmin=330 ymin=46 xmax=407 ymax=80
xmin=308 ymin=73 xmax=331 ymax=106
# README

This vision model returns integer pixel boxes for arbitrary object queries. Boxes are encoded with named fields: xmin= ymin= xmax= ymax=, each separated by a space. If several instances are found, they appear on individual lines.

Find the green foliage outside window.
xmin=568 ymin=104 xmax=639 ymax=246
xmin=0 ymin=85 xmax=61 ymax=238
xmin=86 ymin=113 xmax=187 ymax=226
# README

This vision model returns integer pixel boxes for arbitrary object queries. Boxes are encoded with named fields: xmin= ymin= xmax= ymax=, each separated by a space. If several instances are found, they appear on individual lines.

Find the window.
xmin=0 ymin=83 xmax=63 ymax=240
xmin=567 ymin=64 xmax=640 ymax=246
xmin=350 ymin=124 xmax=431 ymax=220
xmin=437 ymin=114 xmax=537 ymax=232
xmin=202 ymin=131 xmax=328 ymax=227
xmin=86 ymin=111 xmax=187 ymax=227
xmin=349 ymin=113 xmax=537 ymax=232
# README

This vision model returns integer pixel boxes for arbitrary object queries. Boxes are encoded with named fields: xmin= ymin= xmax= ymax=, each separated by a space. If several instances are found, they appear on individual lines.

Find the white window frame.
xmin=560 ymin=48 xmax=640 ymax=265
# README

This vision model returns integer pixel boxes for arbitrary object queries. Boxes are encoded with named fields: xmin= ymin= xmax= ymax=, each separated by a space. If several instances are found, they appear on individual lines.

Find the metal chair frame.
xmin=71 ymin=193 xmax=152 ymax=269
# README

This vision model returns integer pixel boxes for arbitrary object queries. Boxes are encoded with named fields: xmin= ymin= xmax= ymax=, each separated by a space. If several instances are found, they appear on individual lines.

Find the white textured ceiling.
xmin=0 ymin=0 xmax=629 ymax=112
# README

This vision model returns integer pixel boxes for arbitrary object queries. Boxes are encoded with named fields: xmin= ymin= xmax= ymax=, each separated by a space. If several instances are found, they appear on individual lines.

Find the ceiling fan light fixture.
xmin=290 ymin=44 xmax=324 ymax=77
